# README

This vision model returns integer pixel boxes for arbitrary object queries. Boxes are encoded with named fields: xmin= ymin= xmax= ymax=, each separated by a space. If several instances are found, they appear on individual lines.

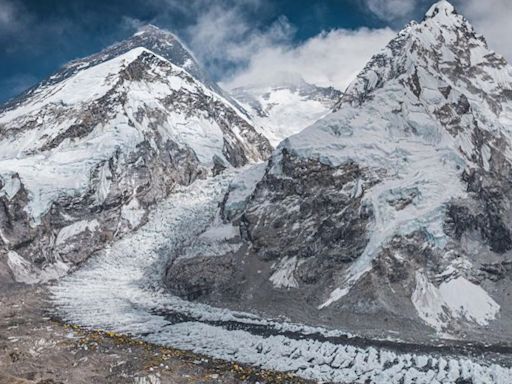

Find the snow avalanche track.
xmin=51 ymin=171 xmax=512 ymax=383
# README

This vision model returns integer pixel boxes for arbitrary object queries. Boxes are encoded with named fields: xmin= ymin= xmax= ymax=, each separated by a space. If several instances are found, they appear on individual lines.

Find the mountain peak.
xmin=123 ymin=24 xmax=225 ymax=93
xmin=425 ymin=0 xmax=456 ymax=19
xmin=1 ymin=24 xmax=216 ymax=113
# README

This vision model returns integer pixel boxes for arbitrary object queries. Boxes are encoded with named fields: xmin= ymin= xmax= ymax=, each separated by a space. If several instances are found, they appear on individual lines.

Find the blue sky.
xmin=0 ymin=0 xmax=509 ymax=102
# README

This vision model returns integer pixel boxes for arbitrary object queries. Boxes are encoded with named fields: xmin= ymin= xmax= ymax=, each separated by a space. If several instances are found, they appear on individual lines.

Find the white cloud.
xmin=180 ymin=0 xmax=395 ymax=91
xmin=0 ymin=0 xmax=18 ymax=31
xmin=213 ymin=0 xmax=511 ymax=92
xmin=223 ymin=27 xmax=395 ymax=91
xmin=185 ymin=2 xmax=294 ymax=80
xmin=365 ymin=0 xmax=418 ymax=21
xmin=458 ymin=0 xmax=512 ymax=61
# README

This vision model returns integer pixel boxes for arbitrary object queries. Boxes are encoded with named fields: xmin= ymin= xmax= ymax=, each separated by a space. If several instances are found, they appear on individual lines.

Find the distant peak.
xmin=425 ymin=0 xmax=456 ymax=19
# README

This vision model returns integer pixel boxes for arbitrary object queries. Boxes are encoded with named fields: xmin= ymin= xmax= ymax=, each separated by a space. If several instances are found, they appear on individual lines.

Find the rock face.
xmin=165 ymin=1 xmax=512 ymax=342
xmin=230 ymin=78 xmax=342 ymax=146
xmin=0 ymin=27 xmax=271 ymax=283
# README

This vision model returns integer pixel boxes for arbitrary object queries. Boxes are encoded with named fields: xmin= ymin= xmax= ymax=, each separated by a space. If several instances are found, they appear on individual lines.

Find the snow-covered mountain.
xmin=0 ymin=26 xmax=271 ymax=283
xmin=230 ymin=77 xmax=342 ymax=146
xmin=166 ymin=1 xmax=512 ymax=343
xmin=2 ymin=25 xmax=221 ymax=111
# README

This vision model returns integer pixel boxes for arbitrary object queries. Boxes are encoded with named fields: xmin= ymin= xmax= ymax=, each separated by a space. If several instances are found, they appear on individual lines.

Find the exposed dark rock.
xmin=239 ymin=149 xmax=377 ymax=264
xmin=166 ymin=255 xmax=236 ymax=301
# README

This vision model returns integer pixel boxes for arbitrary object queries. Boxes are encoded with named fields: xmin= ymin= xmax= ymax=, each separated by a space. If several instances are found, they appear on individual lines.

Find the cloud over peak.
xmin=365 ymin=0 xmax=418 ymax=21
xmin=1 ymin=0 xmax=511 ymax=104
xmin=223 ymin=27 xmax=395 ymax=91
xmin=179 ymin=0 xmax=395 ymax=91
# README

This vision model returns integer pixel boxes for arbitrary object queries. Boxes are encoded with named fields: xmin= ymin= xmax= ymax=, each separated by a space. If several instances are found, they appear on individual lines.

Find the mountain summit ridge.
xmin=425 ymin=0 xmax=456 ymax=19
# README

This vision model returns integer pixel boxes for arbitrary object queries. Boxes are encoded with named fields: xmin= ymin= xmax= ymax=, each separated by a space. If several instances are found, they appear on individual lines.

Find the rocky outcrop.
xmin=240 ymin=150 xmax=376 ymax=266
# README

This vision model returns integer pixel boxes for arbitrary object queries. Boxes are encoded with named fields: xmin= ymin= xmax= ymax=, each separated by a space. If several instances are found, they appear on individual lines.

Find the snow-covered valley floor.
xmin=51 ymin=171 xmax=512 ymax=383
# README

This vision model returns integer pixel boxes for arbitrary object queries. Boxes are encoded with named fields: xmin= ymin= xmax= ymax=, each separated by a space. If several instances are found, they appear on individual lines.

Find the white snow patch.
xmin=121 ymin=198 xmax=146 ymax=229
xmin=0 ymin=48 xmax=151 ymax=124
xmin=0 ymin=173 xmax=21 ymax=200
xmin=7 ymin=250 xmax=69 ymax=284
xmin=412 ymin=272 xmax=500 ymax=331
xmin=269 ymin=256 xmax=304 ymax=289
xmin=233 ymin=85 xmax=336 ymax=147
xmin=224 ymin=163 xmax=266 ymax=218
xmin=199 ymin=223 xmax=238 ymax=242
xmin=439 ymin=276 xmax=500 ymax=326
xmin=318 ymin=287 xmax=351 ymax=309
xmin=425 ymin=0 xmax=456 ymax=19
xmin=95 ymin=161 xmax=112 ymax=204
xmin=412 ymin=272 xmax=448 ymax=331
xmin=56 ymin=219 xmax=100 ymax=246
xmin=7 ymin=251 xmax=39 ymax=285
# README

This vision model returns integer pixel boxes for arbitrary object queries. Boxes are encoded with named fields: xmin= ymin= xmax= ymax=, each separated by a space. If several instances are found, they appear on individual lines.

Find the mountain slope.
xmin=0 ymin=28 xmax=271 ymax=283
xmin=230 ymin=78 xmax=342 ymax=146
xmin=165 ymin=1 xmax=512 ymax=342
